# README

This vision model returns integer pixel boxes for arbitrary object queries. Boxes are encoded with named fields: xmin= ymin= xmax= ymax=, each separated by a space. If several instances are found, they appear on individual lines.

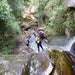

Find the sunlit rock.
xmin=21 ymin=5 xmax=37 ymax=30
xmin=68 ymin=0 xmax=75 ymax=8
xmin=22 ymin=5 xmax=37 ymax=20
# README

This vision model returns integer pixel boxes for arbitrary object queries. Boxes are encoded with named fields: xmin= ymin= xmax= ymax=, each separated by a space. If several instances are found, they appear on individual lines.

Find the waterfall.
xmin=48 ymin=36 xmax=75 ymax=52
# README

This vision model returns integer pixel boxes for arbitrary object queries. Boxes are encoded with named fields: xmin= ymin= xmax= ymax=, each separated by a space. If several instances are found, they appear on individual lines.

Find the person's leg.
xmin=40 ymin=44 xmax=44 ymax=51
xmin=37 ymin=44 xmax=40 ymax=52
xmin=26 ymin=40 xmax=29 ymax=47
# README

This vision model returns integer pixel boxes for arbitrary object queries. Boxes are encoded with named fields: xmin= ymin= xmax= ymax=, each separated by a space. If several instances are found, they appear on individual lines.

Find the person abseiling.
xmin=36 ymin=37 xmax=44 ymax=52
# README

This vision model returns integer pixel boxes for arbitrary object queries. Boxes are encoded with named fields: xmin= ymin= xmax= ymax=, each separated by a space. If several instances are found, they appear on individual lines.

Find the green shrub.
xmin=0 ymin=0 xmax=21 ymax=54
xmin=1 ymin=46 xmax=13 ymax=55
xmin=63 ymin=10 xmax=75 ymax=35
xmin=7 ymin=0 xmax=30 ymax=19
xmin=0 ymin=0 xmax=21 ymax=35
xmin=7 ymin=0 xmax=24 ymax=18
xmin=48 ymin=5 xmax=66 ymax=35
xmin=35 ymin=0 xmax=50 ymax=24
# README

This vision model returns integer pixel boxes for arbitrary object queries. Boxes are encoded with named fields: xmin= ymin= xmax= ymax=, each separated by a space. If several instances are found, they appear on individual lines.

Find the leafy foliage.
xmin=64 ymin=9 xmax=75 ymax=35
xmin=49 ymin=5 xmax=66 ymax=35
xmin=7 ymin=0 xmax=25 ymax=18
xmin=0 ymin=0 xmax=21 ymax=35
xmin=0 ymin=0 xmax=21 ymax=54
xmin=1 ymin=46 xmax=13 ymax=55
xmin=35 ymin=0 xmax=74 ymax=36
xmin=35 ymin=0 xmax=49 ymax=24
xmin=33 ymin=0 xmax=67 ymax=35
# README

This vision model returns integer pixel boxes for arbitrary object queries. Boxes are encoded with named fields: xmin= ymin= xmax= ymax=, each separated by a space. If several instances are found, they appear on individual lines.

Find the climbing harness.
xmin=37 ymin=40 xmax=40 ymax=44
xmin=36 ymin=37 xmax=40 ymax=44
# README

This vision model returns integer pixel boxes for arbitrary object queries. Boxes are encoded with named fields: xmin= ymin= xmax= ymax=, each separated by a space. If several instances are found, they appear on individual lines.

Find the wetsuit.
xmin=36 ymin=39 xmax=44 ymax=52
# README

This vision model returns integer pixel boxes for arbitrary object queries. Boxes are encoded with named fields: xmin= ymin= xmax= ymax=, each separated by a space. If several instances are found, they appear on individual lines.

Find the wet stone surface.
xmin=0 ymin=50 xmax=75 ymax=75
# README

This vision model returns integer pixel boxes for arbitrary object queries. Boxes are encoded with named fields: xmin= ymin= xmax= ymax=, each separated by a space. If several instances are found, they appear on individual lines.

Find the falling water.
xmin=64 ymin=37 xmax=75 ymax=51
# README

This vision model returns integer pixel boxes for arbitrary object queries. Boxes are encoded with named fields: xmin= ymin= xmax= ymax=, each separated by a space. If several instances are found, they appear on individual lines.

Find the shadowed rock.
xmin=70 ymin=42 xmax=75 ymax=55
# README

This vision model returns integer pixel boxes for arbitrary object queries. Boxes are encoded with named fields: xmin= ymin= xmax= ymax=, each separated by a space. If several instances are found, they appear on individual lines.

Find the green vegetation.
xmin=0 ymin=0 xmax=21 ymax=34
xmin=48 ymin=5 xmax=66 ymax=35
xmin=32 ymin=0 xmax=75 ymax=36
xmin=35 ymin=0 xmax=49 ymax=25
xmin=64 ymin=9 xmax=75 ymax=35
xmin=0 ymin=0 xmax=21 ymax=54
xmin=1 ymin=47 xmax=13 ymax=55
xmin=7 ymin=0 xmax=24 ymax=19
xmin=0 ymin=0 xmax=30 ymax=54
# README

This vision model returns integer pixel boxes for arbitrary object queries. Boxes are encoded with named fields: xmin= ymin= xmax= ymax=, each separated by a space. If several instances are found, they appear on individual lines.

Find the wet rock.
xmin=21 ymin=19 xmax=35 ymax=30
xmin=0 ymin=54 xmax=30 ymax=75
xmin=22 ymin=53 xmax=53 ymax=75
xmin=48 ymin=50 xmax=75 ymax=75
xmin=0 ymin=50 xmax=75 ymax=75
xmin=22 ymin=50 xmax=75 ymax=75
xmin=37 ymin=27 xmax=45 ymax=35
xmin=65 ymin=51 xmax=75 ymax=66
